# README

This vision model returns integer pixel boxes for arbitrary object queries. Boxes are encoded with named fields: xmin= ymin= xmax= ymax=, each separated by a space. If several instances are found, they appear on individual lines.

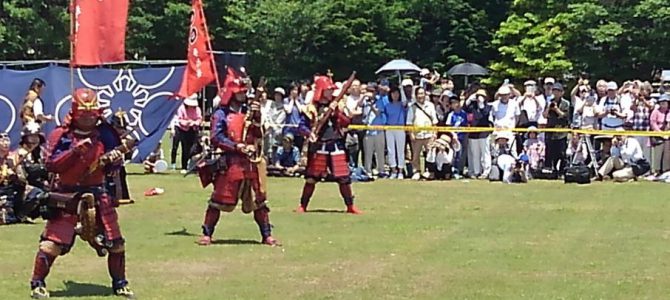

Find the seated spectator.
xmin=566 ymin=134 xmax=589 ymax=165
xmin=268 ymin=133 xmax=304 ymax=177
xmin=143 ymin=141 xmax=165 ymax=173
xmin=598 ymin=129 xmax=647 ymax=182
xmin=490 ymin=131 xmax=525 ymax=183
xmin=425 ymin=134 xmax=459 ymax=180
xmin=523 ymin=126 xmax=545 ymax=170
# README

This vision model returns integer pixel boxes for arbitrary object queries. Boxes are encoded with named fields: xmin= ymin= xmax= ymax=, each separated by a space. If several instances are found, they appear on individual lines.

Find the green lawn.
xmin=2 ymin=171 xmax=670 ymax=299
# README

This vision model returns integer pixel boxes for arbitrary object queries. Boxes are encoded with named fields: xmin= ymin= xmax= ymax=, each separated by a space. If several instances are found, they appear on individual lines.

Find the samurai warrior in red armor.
xmin=295 ymin=74 xmax=362 ymax=214
xmin=197 ymin=77 xmax=280 ymax=247
xmin=29 ymin=88 xmax=135 ymax=299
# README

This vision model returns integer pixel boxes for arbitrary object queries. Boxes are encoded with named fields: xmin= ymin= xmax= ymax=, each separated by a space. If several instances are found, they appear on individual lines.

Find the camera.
xmin=550 ymin=102 xmax=556 ymax=109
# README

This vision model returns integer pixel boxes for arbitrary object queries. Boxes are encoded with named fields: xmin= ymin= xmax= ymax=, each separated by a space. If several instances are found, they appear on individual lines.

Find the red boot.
xmin=263 ymin=236 xmax=282 ymax=247
xmin=294 ymin=205 xmax=307 ymax=213
xmin=346 ymin=205 xmax=363 ymax=215
xmin=197 ymin=236 xmax=212 ymax=246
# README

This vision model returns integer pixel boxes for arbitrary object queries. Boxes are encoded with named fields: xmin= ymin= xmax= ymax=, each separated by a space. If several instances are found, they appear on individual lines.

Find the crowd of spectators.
xmin=169 ymin=69 xmax=669 ymax=184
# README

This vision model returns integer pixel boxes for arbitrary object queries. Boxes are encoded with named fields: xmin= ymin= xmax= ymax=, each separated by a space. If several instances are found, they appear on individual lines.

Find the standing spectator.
xmin=649 ymin=94 xmax=670 ymax=175
xmin=20 ymin=78 xmax=53 ymax=125
xmin=446 ymin=95 xmax=468 ymax=177
xmin=464 ymin=85 xmax=492 ymax=179
xmin=518 ymin=80 xmax=545 ymax=128
xmin=362 ymin=84 xmax=388 ymax=177
xmin=543 ymin=77 xmax=556 ymax=103
xmin=598 ymin=130 xmax=645 ymax=182
xmin=401 ymin=78 xmax=415 ymax=103
xmin=431 ymin=89 xmax=449 ymax=125
xmin=595 ymin=79 xmax=608 ymax=99
xmin=489 ymin=85 xmax=521 ymax=130
xmin=385 ymin=85 xmax=407 ymax=179
xmin=542 ymin=83 xmax=570 ymax=172
xmin=419 ymin=68 xmax=439 ymax=92
xmin=439 ymin=76 xmax=455 ymax=93
xmin=598 ymin=82 xmax=627 ymax=130
xmin=575 ymin=94 xmax=601 ymax=130
xmin=344 ymin=80 xmax=365 ymax=167
xmin=570 ymin=84 xmax=591 ymax=126
xmin=283 ymin=85 xmax=307 ymax=152
xmin=407 ymin=87 xmax=437 ymax=180
xmin=169 ymin=115 xmax=180 ymax=170
xmin=631 ymin=82 xmax=654 ymax=162
xmin=176 ymin=94 xmax=203 ymax=173
xmin=299 ymin=80 xmax=313 ymax=106
xmin=262 ymin=88 xmax=287 ymax=161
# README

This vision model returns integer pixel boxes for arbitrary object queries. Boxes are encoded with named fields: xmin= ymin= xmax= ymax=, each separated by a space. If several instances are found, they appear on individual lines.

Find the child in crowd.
xmin=522 ymin=126 xmax=545 ymax=171
xmin=446 ymin=95 xmax=468 ymax=178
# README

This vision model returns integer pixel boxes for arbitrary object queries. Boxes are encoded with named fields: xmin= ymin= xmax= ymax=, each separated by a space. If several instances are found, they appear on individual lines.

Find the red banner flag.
xmin=71 ymin=0 xmax=129 ymax=66
xmin=176 ymin=0 xmax=217 ymax=98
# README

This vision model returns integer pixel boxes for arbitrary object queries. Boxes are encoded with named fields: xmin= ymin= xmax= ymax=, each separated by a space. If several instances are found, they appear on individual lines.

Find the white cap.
xmin=184 ymin=94 xmax=198 ymax=106
xmin=273 ymin=87 xmax=286 ymax=96
xmin=402 ymin=79 xmax=414 ymax=87
xmin=498 ymin=85 xmax=511 ymax=95
xmin=524 ymin=80 xmax=537 ymax=86
xmin=607 ymin=81 xmax=618 ymax=90
xmin=495 ymin=131 xmax=514 ymax=141
xmin=420 ymin=68 xmax=430 ymax=76
xmin=544 ymin=77 xmax=556 ymax=85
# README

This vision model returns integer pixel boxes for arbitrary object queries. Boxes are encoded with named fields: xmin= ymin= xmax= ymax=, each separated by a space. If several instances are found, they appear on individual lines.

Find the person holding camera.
xmin=598 ymin=82 xmax=627 ymax=130
xmin=542 ymin=83 xmax=571 ymax=172
xmin=362 ymin=83 xmax=388 ymax=177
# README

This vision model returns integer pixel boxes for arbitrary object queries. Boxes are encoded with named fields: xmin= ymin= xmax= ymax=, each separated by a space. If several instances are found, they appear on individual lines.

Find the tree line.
xmin=1 ymin=0 xmax=668 ymax=86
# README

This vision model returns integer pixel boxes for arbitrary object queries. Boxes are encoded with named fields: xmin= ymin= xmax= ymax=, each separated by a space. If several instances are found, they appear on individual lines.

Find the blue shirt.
xmin=446 ymin=110 xmax=468 ymax=140
xmin=362 ymin=95 xmax=389 ymax=135
xmin=274 ymin=146 xmax=300 ymax=167
xmin=283 ymin=104 xmax=302 ymax=135
xmin=385 ymin=101 xmax=406 ymax=126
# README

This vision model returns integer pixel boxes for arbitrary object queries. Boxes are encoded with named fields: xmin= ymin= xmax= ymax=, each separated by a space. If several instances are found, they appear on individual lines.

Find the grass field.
xmin=2 ymin=169 xmax=670 ymax=299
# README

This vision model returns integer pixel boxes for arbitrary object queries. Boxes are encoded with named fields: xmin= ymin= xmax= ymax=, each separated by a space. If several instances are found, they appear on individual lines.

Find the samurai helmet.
xmin=71 ymin=88 xmax=102 ymax=119
xmin=313 ymin=75 xmax=337 ymax=102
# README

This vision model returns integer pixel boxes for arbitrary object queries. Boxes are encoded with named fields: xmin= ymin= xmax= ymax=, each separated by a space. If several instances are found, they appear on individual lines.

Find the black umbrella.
xmin=447 ymin=63 xmax=488 ymax=86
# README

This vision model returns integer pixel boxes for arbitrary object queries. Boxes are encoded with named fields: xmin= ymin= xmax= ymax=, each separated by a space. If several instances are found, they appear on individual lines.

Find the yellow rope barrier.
xmin=347 ymin=125 xmax=670 ymax=137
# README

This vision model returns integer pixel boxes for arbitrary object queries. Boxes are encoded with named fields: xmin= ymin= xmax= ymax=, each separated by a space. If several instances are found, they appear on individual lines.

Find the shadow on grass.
xmin=127 ymin=172 xmax=172 ymax=176
xmin=307 ymin=209 xmax=345 ymax=214
xmin=211 ymin=239 xmax=260 ymax=245
xmin=50 ymin=281 xmax=110 ymax=298
xmin=164 ymin=227 xmax=198 ymax=237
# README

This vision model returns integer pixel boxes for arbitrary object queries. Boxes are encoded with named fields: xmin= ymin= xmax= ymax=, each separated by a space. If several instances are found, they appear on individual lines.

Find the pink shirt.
xmin=177 ymin=105 xmax=203 ymax=131
xmin=649 ymin=108 xmax=670 ymax=132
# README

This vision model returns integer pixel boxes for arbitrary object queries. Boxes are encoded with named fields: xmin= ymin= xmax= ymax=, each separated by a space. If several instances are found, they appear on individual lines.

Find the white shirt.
xmin=33 ymin=97 xmax=44 ymax=117
xmin=406 ymin=100 xmax=437 ymax=139
xmin=612 ymin=138 xmax=644 ymax=164
xmin=490 ymin=98 xmax=520 ymax=129
xmin=262 ymin=100 xmax=286 ymax=131
xmin=345 ymin=95 xmax=363 ymax=117
xmin=519 ymin=95 xmax=545 ymax=123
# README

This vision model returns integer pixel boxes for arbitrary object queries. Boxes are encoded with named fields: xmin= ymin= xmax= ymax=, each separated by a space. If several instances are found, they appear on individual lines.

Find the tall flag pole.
xmin=199 ymin=1 xmax=221 ymax=94
xmin=176 ymin=0 xmax=217 ymax=98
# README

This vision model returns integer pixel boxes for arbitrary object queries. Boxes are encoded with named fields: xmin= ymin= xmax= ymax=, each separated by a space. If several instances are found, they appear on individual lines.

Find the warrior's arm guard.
xmin=45 ymin=129 xmax=79 ymax=173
